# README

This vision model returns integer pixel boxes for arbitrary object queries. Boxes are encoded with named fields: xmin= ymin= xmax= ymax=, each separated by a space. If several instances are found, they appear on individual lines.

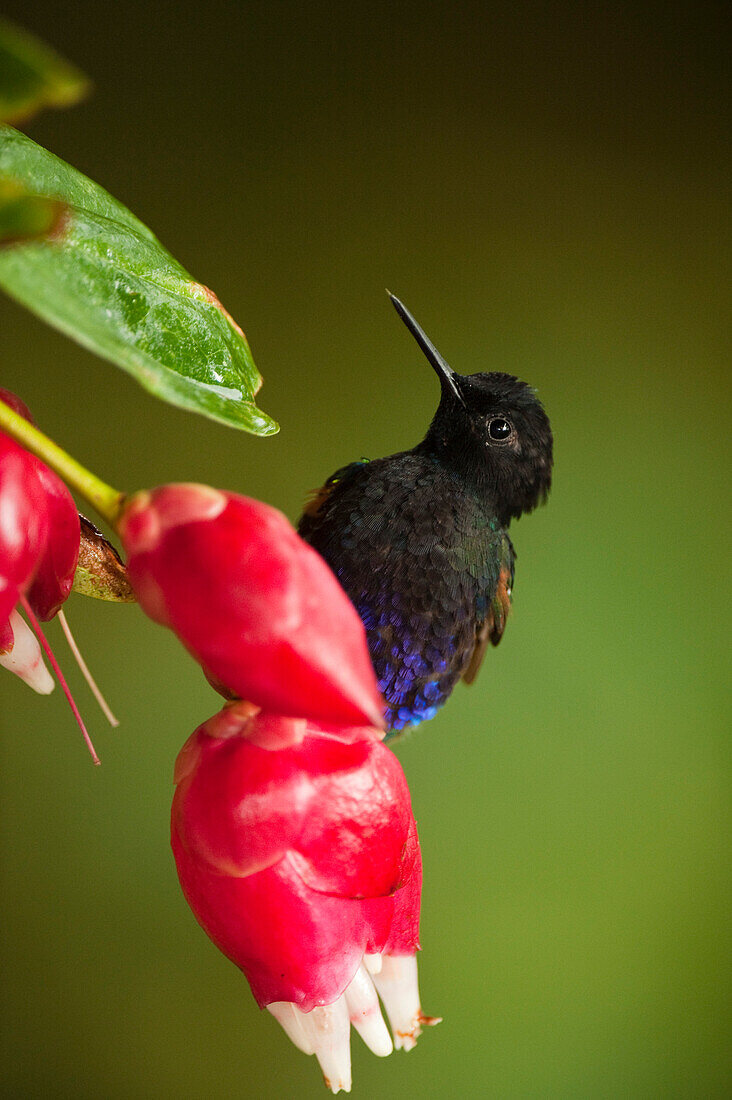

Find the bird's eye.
xmin=488 ymin=417 xmax=513 ymax=442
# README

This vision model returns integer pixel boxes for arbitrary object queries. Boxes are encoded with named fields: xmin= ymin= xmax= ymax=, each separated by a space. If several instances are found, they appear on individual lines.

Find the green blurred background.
xmin=1 ymin=1 xmax=729 ymax=1096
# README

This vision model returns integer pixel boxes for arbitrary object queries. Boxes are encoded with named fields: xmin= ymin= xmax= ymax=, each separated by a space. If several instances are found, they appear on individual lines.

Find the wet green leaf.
xmin=0 ymin=177 xmax=66 ymax=244
xmin=0 ymin=127 xmax=278 ymax=434
xmin=0 ymin=18 xmax=90 ymax=124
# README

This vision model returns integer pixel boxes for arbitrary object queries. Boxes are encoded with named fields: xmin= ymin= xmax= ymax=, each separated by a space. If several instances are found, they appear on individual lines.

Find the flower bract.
xmin=171 ymin=707 xmax=437 ymax=1091
xmin=119 ymin=484 xmax=385 ymax=729
xmin=0 ymin=390 xmax=80 ymax=689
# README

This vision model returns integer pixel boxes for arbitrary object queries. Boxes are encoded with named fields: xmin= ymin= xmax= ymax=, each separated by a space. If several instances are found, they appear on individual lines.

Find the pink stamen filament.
xmin=57 ymin=609 xmax=119 ymax=727
xmin=20 ymin=597 xmax=100 ymax=765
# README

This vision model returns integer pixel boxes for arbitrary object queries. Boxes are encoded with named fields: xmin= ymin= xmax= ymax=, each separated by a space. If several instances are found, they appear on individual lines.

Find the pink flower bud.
xmin=25 ymin=462 xmax=81 ymax=621
xmin=172 ymin=710 xmax=434 ymax=1090
xmin=171 ymin=712 xmax=421 ymax=1006
xmin=0 ymin=432 xmax=49 ymax=625
xmin=1 ymin=390 xmax=81 ymax=699
xmin=119 ymin=485 xmax=385 ymax=729
xmin=0 ymin=389 xmax=80 ymax=624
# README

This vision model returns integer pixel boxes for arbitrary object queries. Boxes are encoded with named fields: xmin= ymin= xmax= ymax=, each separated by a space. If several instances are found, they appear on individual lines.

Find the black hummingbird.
xmin=298 ymin=294 xmax=553 ymax=732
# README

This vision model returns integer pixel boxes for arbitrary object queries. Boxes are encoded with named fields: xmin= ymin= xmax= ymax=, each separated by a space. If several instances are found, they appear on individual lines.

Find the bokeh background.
xmin=1 ymin=2 xmax=729 ymax=1096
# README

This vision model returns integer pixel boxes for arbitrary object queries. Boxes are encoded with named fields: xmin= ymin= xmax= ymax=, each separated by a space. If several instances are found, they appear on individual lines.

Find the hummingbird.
xmin=298 ymin=294 xmax=553 ymax=732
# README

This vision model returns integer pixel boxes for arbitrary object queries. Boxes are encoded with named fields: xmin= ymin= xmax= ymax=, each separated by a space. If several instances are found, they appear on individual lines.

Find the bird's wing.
xmin=462 ymin=534 xmax=515 ymax=685
xmin=298 ymin=459 xmax=369 ymax=534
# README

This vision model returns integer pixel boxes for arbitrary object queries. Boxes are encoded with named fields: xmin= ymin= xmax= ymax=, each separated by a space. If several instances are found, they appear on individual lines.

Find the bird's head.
xmin=390 ymin=293 xmax=553 ymax=524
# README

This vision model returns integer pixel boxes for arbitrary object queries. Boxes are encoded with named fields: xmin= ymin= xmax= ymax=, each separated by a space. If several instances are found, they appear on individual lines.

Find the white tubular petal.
xmin=344 ymin=963 xmax=393 ymax=1057
xmin=372 ymin=954 xmax=440 ymax=1051
xmin=267 ymin=1001 xmax=314 ymax=1055
xmin=266 ymin=955 xmax=439 ymax=1089
xmin=298 ymin=997 xmax=352 ymax=1094
xmin=363 ymin=952 xmax=383 ymax=975
xmin=0 ymin=610 xmax=54 ymax=694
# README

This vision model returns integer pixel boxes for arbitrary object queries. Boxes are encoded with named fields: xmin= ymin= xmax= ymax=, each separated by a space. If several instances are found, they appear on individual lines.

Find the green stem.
xmin=0 ymin=397 xmax=125 ymax=527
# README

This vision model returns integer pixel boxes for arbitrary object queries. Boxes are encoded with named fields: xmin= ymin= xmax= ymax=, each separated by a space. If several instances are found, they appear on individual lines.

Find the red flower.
xmin=25 ymin=461 xmax=81 ymax=621
xmin=119 ymin=484 xmax=384 ymax=729
xmin=172 ymin=706 xmax=437 ymax=1092
xmin=0 ymin=390 xmax=80 ymax=688
xmin=0 ymin=429 xmax=51 ymax=626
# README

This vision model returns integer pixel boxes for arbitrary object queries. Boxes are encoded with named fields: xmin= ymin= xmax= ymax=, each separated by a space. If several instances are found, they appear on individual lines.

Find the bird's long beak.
xmin=388 ymin=292 xmax=465 ymax=405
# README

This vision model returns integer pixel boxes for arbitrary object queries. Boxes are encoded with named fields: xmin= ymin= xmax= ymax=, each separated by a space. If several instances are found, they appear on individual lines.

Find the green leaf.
xmin=0 ymin=127 xmax=278 ymax=434
xmin=0 ymin=18 xmax=90 ymax=124
xmin=0 ymin=177 xmax=67 ymax=244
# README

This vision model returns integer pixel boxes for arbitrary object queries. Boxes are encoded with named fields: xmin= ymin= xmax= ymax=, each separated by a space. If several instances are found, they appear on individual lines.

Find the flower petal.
xmin=0 ymin=609 xmax=54 ymax=693
xmin=344 ymin=962 xmax=393 ymax=1057
xmin=25 ymin=463 xmax=80 ymax=621
xmin=371 ymin=954 xmax=441 ymax=1051
xmin=296 ymin=997 xmax=352 ymax=1094
xmin=0 ymin=435 xmax=49 ymax=623
xmin=120 ymin=486 xmax=385 ymax=729
xmin=266 ymin=1001 xmax=314 ymax=1055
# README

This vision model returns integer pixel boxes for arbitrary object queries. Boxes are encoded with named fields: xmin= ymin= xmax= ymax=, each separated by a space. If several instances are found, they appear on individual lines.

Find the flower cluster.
xmin=1 ymin=400 xmax=438 ymax=1092
xmin=119 ymin=484 xmax=438 ymax=1092
xmin=0 ymin=388 xmax=79 ymax=692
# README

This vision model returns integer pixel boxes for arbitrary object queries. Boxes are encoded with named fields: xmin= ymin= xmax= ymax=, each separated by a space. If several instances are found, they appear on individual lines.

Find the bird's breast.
xmin=299 ymin=456 xmax=504 ymax=731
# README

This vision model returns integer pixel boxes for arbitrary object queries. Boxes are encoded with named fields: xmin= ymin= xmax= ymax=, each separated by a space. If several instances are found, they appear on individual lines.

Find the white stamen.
xmin=20 ymin=595 xmax=100 ymax=765
xmin=58 ymin=610 xmax=119 ymax=726
xmin=344 ymin=962 xmax=393 ymax=1057
xmin=267 ymin=1002 xmax=314 ymax=1055
xmin=297 ymin=998 xmax=352 ymax=1094
xmin=0 ymin=610 xmax=54 ymax=694
xmin=372 ymin=954 xmax=440 ymax=1051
